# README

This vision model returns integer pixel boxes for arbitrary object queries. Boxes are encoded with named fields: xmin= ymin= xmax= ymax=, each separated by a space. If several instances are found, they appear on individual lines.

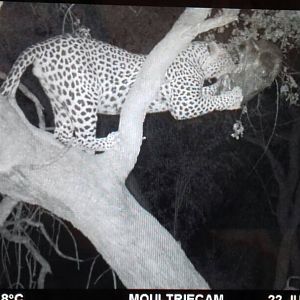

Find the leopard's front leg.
xmin=167 ymin=76 xmax=243 ymax=120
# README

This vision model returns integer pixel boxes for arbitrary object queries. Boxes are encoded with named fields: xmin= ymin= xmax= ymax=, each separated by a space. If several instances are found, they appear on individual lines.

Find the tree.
xmin=0 ymin=7 xmax=239 ymax=289
xmin=1 ymin=4 xmax=300 ymax=290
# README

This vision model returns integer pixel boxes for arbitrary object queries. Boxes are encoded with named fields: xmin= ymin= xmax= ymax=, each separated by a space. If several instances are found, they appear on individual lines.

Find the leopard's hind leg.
xmin=65 ymin=76 xmax=119 ymax=152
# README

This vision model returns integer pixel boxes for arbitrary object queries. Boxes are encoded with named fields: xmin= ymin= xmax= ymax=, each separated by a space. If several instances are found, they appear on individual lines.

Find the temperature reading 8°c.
xmin=1 ymin=294 xmax=23 ymax=300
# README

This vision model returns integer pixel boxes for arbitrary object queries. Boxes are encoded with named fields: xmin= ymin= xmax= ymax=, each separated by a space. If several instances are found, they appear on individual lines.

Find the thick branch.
xmin=102 ymin=8 xmax=239 ymax=180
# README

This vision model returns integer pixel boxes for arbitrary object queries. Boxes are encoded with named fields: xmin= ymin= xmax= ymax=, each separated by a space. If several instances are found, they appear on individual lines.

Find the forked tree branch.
xmin=105 ymin=8 xmax=239 ymax=180
xmin=0 ymin=8 xmax=239 ymax=288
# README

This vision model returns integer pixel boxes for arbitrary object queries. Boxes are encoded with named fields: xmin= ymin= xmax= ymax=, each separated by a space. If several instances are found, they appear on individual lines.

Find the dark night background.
xmin=0 ymin=2 xmax=300 ymax=289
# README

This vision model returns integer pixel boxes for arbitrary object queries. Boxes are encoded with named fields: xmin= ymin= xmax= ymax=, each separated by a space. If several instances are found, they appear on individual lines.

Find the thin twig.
xmin=112 ymin=270 xmax=117 ymax=289
xmin=94 ymin=267 xmax=111 ymax=285
xmin=20 ymin=219 xmax=83 ymax=263
xmin=248 ymin=79 xmax=280 ymax=175
xmin=86 ymin=254 xmax=99 ymax=288
xmin=62 ymin=4 xmax=75 ymax=35
xmin=1 ymin=227 xmax=52 ymax=288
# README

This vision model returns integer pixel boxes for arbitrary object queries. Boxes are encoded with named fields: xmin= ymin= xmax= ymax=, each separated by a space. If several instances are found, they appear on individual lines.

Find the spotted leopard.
xmin=0 ymin=31 xmax=242 ymax=152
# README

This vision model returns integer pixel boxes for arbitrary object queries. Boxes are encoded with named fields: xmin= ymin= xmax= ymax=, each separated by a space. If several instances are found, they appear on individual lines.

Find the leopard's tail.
xmin=0 ymin=45 xmax=38 ymax=98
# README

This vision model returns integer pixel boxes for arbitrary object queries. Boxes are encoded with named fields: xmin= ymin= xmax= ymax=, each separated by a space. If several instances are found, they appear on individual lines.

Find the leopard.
xmin=0 ymin=29 xmax=243 ymax=153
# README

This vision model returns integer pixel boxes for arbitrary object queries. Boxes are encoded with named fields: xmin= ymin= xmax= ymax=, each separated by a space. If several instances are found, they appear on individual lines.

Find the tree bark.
xmin=0 ymin=8 xmax=238 ymax=288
